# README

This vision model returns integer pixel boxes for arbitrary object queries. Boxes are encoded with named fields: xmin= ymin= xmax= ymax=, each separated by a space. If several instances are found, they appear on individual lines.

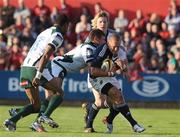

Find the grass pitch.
xmin=0 ymin=105 xmax=180 ymax=137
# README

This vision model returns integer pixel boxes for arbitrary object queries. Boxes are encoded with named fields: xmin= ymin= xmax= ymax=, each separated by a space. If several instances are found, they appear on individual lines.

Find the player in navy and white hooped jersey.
xmin=83 ymin=11 xmax=145 ymax=133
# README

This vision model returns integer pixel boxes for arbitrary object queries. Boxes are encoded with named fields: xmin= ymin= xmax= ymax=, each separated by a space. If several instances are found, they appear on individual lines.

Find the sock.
xmin=86 ymin=102 xmax=92 ymax=112
xmin=43 ymin=95 xmax=63 ymax=117
xmin=106 ymin=107 xmax=119 ymax=124
xmin=10 ymin=104 xmax=39 ymax=123
xmin=86 ymin=103 xmax=99 ymax=128
xmin=115 ymin=104 xmax=137 ymax=127
xmin=35 ymin=99 xmax=49 ymax=121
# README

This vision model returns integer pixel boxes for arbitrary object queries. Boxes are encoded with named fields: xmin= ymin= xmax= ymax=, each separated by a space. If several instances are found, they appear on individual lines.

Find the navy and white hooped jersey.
xmin=23 ymin=26 xmax=63 ymax=67
xmin=90 ymin=29 xmax=127 ymax=68
xmin=51 ymin=42 xmax=98 ymax=73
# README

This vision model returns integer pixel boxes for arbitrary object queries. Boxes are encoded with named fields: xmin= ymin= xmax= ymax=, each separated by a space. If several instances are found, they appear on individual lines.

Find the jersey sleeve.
xmin=117 ymin=45 xmax=127 ymax=60
xmin=48 ymin=32 xmax=63 ymax=51
xmin=81 ymin=44 xmax=95 ymax=63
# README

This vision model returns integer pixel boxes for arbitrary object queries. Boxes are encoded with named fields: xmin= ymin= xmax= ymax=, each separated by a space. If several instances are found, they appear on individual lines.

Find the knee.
xmin=110 ymin=90 xmax=125 ymax=104
xmin=95 ymin=98 xmax=106 ymax=108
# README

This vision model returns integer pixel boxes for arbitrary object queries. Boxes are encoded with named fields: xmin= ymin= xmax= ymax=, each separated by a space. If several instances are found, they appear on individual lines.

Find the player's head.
xmin=107 ymin=33 xmax=120 ymax=54
xmin=89 ymin=29 xmax=105 ymax=45
xmin=91 ymin=10 xmax=109 ymax=32
xmin=54 ymin=13 xmax=69 ymax=35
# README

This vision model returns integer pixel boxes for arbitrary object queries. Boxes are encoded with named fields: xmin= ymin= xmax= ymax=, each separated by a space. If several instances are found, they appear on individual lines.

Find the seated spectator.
xmin=147 ymin=56 xmax=160 ymax=73
xmin=155 ymin=39 xmax=168 ymax=72
xmin=0 ymin=46 xmax=9 ymax=70
xmin=128 ymin=9 xmax=146 ymax=34
xmin=13 ymin=0 xmax=31 ymax=25
xmin=149 ymin=13 xmax=162 ymax=26
xmin=33 ymin=0 xmax=50 ymax=17
xmin=8 ymin=42 xmax=23 ymax=70
xmin=59 ymin=0 xmax=71 ymax=19
xmin=75 ymin=14 xmax=91 ymax=34
xmin=159 ymin=22 xmax=170 ymax=41
xmin=14 ymin=15 xmax=24 ymax=32
xmin=171 ymin=37 xmax=180 ymax=60
xmin=20 ymin=27 xmax=35 ymax=47
xmin=166 ymin=26 xmax=177 ymax=48
xmin=33 ymin=12 xmax=52 ymax=34
xmin=165 ymin=7 xmax=180 ymax=32
xmin=151 ymin=24 xmax=161 ymax=39
xmin=51 ymin=6 xmax=59 ymax=24
xmin=24 ymin=17 xmax=37 ymax=38
xmin=167 ymin=51 xmax=177 ymax=73
xmin=21 ymin=44 xmax=29 ymax=59
xmin=64 ymin=22 xmax=77 ymax=45
xmin=143 ymin=22 xmax=153 ymax=44
xmin=114 ymin=9 xmax=129 ymax=35
xmin=176 ymin=58 xmax=180 ymax=73
xmin=94 ymin=2 xmax=103 ymax=15
xmin=0 ymin=0 xmax=15 ymax=28
xmin=80 ymin=5 xmax=92 ymax=23
xmin=123 ymin=31 xmax=135 ymax=61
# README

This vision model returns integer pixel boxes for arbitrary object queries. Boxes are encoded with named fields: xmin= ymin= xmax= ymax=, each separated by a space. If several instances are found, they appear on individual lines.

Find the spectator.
xmin=8 ymin=43 xmax=23 ymax=70
xmin=0 ymin=46 xmax=9 ymax=70
xmin=149 ymin=12 xmax=162 ymax=26
xmin=64 ymin=22 xmax=77 ymax=45
xmin=128 ymin=9 xmax=146 ymax=34
xmin=151 ymin=24 xmax=161 ymax=39
xmin=171 ymin=37 xmax=180 ymax=60
xmin=167 ymin=51 xmax=177 ymax=73
xmin=166 ymin=26 xmax=177 ymax=48
xmin=75 ymin=14 xmax=91 ymax=34
xmin=33 ymin=0 xmax=50 ymax=17
xmin=176 ymin=58 xmax=180 ymax=73
xmin=114 ymin=9 xmax=128 ymax=35
xmin=20 ymin=27 xmax=35 ymax=47
xmin=51 ymin=6 xmax=59 ymax=24
xmin=0 ymin=0 xmax=15 ymax=28
xmin=59 ymin=0 xmax=71 ymax=19
xmin=94 ymin=2 xmax=103 ymax=15
xmin=165 ymin=7 xmax=180 ymax=32
xmin=80 ymin=5 xmax=92 ymax=23
xmin=159 ymin=22 xmax=170 ymax=41
xmin=155 ymin=39 xmax=168 ymax=71
xmin=13 ymin=0 xmax=31 ymax=25
xmin=147 ymin=56 xmax=160 ymax=73
xmin=33 ymin=12 xmax=52 ymax=34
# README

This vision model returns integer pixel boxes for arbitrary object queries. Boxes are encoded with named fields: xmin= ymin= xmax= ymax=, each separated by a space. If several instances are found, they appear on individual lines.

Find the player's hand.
xmin=32 ymin=78 xmax=40 ymax=87
xmin=122 ymin=71 xmax=130 ymax=81
xmin=114 ymin=59 xmax=127 ymax=72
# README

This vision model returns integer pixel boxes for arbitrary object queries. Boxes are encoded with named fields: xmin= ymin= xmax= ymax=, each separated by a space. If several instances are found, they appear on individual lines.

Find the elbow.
xmin=89 ymin=67 xmax=97 ymax=76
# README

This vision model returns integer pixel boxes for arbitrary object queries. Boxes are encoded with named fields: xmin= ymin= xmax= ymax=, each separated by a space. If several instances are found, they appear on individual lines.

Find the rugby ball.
xmin=101 ymin=59 xmax=113 ymax=71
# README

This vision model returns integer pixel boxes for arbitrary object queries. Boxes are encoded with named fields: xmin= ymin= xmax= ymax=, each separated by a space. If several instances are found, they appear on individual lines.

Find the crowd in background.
xmin=0 ymin=0 xmax=180 ymax=74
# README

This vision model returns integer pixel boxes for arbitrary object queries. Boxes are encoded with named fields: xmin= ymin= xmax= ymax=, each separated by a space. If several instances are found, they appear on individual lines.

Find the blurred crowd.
xmin=0 ymin=0 xmax=180 ymax=74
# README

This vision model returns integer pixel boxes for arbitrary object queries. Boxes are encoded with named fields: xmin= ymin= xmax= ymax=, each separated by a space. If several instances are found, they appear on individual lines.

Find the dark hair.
xmin=54 ymin=13 xmax=69 ymax=26
xmin=88 ymin=29 xmax=105 ymax=41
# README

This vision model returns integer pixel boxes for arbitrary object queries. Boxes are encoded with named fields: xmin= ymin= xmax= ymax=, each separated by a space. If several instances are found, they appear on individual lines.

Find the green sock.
xmin=44 ymin=95 xmax=63 ymax=117
xmin=10 ymin=104 xmax=39 ymax=123
xmin=35 ymin=99 xmax=49 ymax=121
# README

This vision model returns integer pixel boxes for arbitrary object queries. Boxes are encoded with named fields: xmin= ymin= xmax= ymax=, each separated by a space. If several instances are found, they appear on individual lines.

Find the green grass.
xmin=0 ymin=106 xmax=180 ymax=137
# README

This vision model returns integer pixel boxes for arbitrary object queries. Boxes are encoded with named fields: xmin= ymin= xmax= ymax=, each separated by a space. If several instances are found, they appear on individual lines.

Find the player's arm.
xmin=89 ymin=66 xmax=115 ymax=77
xmin=32 ymin=44 xmax=55 ymax=87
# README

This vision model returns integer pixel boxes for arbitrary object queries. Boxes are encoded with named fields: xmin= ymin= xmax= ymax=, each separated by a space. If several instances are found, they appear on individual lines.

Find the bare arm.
xmin=32 ymin=44 xmax=55 ymax=87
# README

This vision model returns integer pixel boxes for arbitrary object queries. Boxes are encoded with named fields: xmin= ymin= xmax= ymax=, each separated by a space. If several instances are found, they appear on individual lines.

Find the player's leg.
xmin=105 ymin=86 xmax=145 ymax=133
xmin=4 ymin=66 xmax=42 ymax=131
xmin=37 ymin=77 xmax=64 ymax=128
xmin=4 ymin=87 xmax=41 ymax=131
